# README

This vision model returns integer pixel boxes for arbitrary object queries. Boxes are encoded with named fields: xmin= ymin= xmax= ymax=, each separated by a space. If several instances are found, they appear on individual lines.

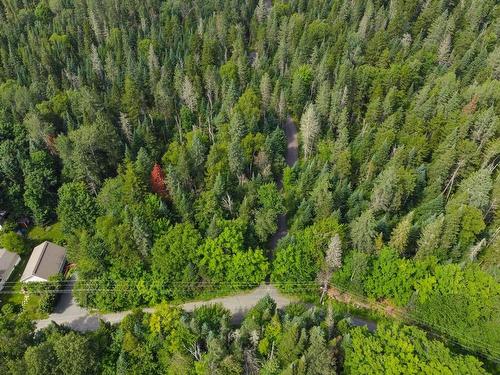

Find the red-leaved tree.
xmin=150 ymin=163 xmax=167 ymax=196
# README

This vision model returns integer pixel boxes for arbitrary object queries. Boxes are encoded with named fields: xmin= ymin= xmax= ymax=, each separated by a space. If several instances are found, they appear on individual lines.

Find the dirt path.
xmin=328 ymin=286 xmax=400 ymax=322
xmin=284 ymin=116 xmax=299 ymax=167
xmin=269 ymin=116 xmax=298 ymax=249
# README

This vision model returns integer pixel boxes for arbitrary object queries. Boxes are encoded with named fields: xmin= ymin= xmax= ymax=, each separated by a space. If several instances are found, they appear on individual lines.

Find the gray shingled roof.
xmin=21 ymin=241 xmax=66 ymax=282
xmin=0 ymin=248 xmax=20 ymax=281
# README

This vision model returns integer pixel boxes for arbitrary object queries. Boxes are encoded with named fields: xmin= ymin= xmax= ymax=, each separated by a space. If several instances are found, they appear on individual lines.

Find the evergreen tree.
xmin=416 ymin=215 xmax=445 ymax=259
xmin=23 ymin=151 xmax=58 ymax=225
xmin=350 ymin=210 xmax=376 ymax=253
xmin=305 ymin=327 xmax=334 ymax=375
xmin=300 ymin=104 xmax=320 ymax=160
xmin=389 ymin=212 xmax=414 ymax=255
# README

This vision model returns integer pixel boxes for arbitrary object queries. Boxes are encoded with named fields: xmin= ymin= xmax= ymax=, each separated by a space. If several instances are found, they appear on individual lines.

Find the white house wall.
xmin=22 ymin=275 xmax=47 ymax=283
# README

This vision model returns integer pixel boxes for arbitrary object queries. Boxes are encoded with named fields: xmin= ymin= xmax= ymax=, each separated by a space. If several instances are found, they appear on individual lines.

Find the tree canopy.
xmin=0 ymin=0 xmax=498 ymax=367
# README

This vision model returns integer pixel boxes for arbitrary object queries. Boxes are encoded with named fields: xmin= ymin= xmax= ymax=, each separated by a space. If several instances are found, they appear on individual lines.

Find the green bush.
xmin=0 ymin=231 xmax=29 ymax=254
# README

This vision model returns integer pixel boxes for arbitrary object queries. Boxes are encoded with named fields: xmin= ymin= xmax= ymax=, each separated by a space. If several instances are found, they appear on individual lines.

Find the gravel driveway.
xmin=36 ymin=284 xmax=293 ymax=332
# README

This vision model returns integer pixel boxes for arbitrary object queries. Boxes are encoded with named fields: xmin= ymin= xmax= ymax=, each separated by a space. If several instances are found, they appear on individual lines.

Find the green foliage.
xmin=25 ymin=274 xmax=64 ymax=314
xmin=343 ymin=323 xmax=489 ymax=374
xmin=291 ymin=65 xmax=313 ymax=115
xmin=197 ymin=220 xmax=269 ymax=285
xmin=23 ymin=150 xmax=58 ymax=225
xmin=0 ymin=231 xmax=29 ymax=254
xmin=24 ymin=341 xmax=58 ymax=375
xmin=151 ymin=223 xmax=201 ymax=300
xmin=332 ymin=250 xmax=371 ymax=294
xmin=350 ymin=210 xmax=376 ymax=253
xmin=305 ymin=326 xmax=335 ymax=374
xmin=219 ymin=60 xmax=238 ymax=83
xmin=56 ymin=116 xmax=122 ymax=193
xmin=191 ymin=304 xmax=230 ymax=334
xmin=57 ymin=182 xmax=99 ymax=235
xmin=272 ymin=217 xmax=343 ymax=290
xmin=0 ymin=304 xmax=34 ymax=373
xmin=413 ymin=264 xmax=500 ymax=358
xmin=364 ymin=247 xmax=431 ymax=306
xmin=121 ymin=76 xmax=142 ymax=123
xmin=27 ymin=223 xmax=64 ymax=245
xmin=254 ymin=182 xmax=285 ymax=242
xmin=1 ymin=296 xmax=494 ymax=374
xmin=233 ymin=88 xmax=260 ymax=132
xmin=51 ymin=331 xmax=98 ymax=375
xmin=34 ymin=2 xmax=53 ymax=22
xmin=0 ymin=0 xmax=497 ymax=367
xmin=339 ymin=247 xmax=500 ymax=357
xmin=226 ymin=247 xmax=269 ymax=284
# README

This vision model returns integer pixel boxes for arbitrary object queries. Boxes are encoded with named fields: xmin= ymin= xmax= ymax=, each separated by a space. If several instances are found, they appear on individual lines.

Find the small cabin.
xmin=21 ymin=241 xmax=66 ymax=283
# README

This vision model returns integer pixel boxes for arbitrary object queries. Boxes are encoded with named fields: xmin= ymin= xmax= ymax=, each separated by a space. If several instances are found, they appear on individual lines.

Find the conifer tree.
xmin=416 ymin=215 xmax=445 ymax=259
xmin=350 ymin=210 xmax=376 ymax=253
xmin=389 ymin=212 xmax=414 ymax=255
xmin=300 ymin=103 xmax=320 ymax=160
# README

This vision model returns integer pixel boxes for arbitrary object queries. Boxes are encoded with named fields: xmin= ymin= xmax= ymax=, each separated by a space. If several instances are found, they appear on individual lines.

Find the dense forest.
xmin=0 ymin=0 xmax=499 ymax=368
xmin=0 ymin=297 xmax=493 ymax=374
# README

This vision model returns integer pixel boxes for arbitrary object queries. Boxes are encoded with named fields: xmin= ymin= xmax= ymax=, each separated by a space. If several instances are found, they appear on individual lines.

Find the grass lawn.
xmin=0 ymin=253 xmax=47 ymax=319
xmin=28 ymin=222 xmax=64 ymax=245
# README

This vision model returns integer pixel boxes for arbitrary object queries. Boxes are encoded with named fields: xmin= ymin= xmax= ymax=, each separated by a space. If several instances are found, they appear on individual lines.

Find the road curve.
xmin=36 ymin=117 xmax=300 ymax=333
xmin=36 ymin=284 xmax=293 ymax=332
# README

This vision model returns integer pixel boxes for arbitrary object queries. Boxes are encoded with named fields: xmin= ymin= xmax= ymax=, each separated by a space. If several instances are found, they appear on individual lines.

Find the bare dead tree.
xmin=317 ymin=234 xmax=342 ymax=304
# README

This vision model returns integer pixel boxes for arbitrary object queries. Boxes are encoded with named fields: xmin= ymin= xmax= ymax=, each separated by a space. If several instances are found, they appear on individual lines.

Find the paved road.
xmin=52 ymin=275 xmax=87 ymax=316
xmin=37 ymin=117 xmax=300 ymax=333
xmin=36 ymin=284 xmax=293 ymax=332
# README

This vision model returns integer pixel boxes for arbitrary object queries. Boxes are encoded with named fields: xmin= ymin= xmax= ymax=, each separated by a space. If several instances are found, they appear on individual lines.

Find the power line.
xmin=329 ymin=284 xmax=500 ymax=361
xmin=331 ymin=284 xmax=496 ymax=344
xmin=2 ymin=280 xmax=498 ymax=361
xmin=0 ymin=280 xmax=323 ymax=286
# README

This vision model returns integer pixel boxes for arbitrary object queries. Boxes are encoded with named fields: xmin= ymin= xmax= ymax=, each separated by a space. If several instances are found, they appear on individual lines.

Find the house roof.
xmin=20 ymin=241 xmax=66 ymax=282
xmin=0 ymin=248 xmax=20 ymax=281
